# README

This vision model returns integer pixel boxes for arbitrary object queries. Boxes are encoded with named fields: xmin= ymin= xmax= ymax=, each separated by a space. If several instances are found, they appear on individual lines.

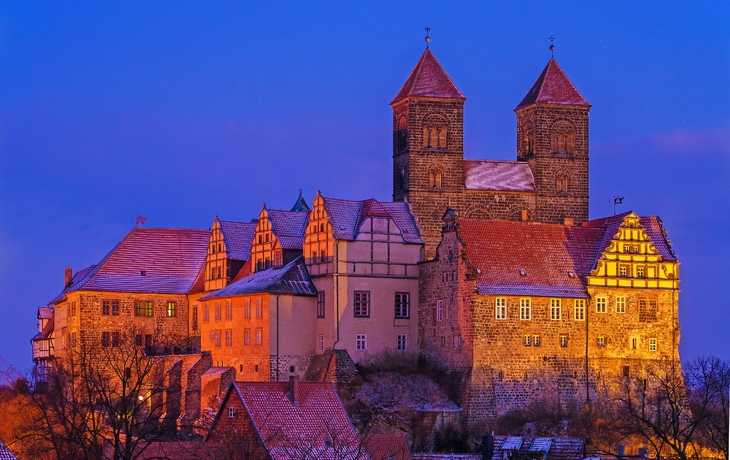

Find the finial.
xmin=549 ymin=35 xmax=555 ymax=56
xmin=425 ymin=27 xmax=431 ymax=48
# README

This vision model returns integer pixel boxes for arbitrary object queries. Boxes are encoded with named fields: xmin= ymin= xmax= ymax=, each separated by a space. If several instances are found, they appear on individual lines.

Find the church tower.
xmin=391 ymin=47 xmax=466 ymax=258
xmin=515 ymin=58 xmax=591 ymax=224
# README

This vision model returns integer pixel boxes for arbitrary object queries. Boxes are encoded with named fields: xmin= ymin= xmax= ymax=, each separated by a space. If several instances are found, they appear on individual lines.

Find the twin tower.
xmin=391 ymin=48 xmax=592 ymax=258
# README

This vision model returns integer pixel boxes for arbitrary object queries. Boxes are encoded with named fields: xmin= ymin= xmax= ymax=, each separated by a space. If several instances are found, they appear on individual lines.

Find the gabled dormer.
xmin=586 ymin=212 xmax=679 ymax=290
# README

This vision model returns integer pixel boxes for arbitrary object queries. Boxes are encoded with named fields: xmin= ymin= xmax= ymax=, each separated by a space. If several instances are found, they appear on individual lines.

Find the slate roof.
xmin=291 ymin=189 xmax=312 ymax=213
xmin=268 ymin=208 xmax=310 ymax=250
xmin=220 ymin=381 xmax=365 ymax=460
xmin=219 ymin=220 xmax=256 ymax=261
xmin=490 ymin=435 xmax=585 ymax=460
xmin=392 ymin=48 xmax=466 ymax=103
xmin=463 ymin=160 xmax=536 ymax=192
xmin=201 ymin=256 xmax=317 ymax=299
xmin=516 ymin=57 xmax=591 ymax=109
xmin=49 ymin=228 xmax=211 ymax=303
xmin=0 ymin=441 xmax=18 ymax=460
xmin=458 ymin=219 xmax=605 ymax=298
xmin=322 ymin=196 xmax=422 ymax=244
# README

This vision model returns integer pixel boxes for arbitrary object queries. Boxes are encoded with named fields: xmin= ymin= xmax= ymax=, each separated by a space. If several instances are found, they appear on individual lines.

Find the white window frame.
xmin=596 ymin=297 xmax=607 ymax=313
xmin=550 ymin=299 xmax=562 ymax=320
xmin=616 ymin=296 xmax=626 ymax=313
xmin=560 ymin=335 xmax=568 ymax=347
xmin=397 ymin=334 xmax=407 ymax=351
xmin=523 ymin=334 xmax=531 ymax=346
xmin=597 ymin=335 xmax=605 ymax=348
xmin=649 ymin=338 xmax=657 ymax=352
xmin=533 ymin=335 xmax=541 ymax=347
xmin=495 ymin=298 xmax=507 ymax=319
xmin=228 ymin=406 xmax=235 ymax=418
xmin=436 ymin=300 xmax=443 ymax=322
xmin=520 ymin=298 xmax=531 ymax=320
xmin=574 ymin=299 xmax=586 ymax=320
xmin=356 ymin=334 xmax=367 ymax=351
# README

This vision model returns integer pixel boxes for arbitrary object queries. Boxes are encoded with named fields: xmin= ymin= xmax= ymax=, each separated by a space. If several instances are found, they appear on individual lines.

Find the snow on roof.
xmin=463 ymin=160 xmax=536 ymax=192
xmin=220 ymin=221 xmax=256 ymax=261
xmin=516 ymin=57 xmax=591 ymax=109
xmin=392 ymin=48 xmax=465 ymax=103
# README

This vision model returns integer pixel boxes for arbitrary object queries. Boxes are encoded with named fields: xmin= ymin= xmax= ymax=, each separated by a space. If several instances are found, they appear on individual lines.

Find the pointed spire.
xmin=291 ymin=189 xmax=311 ymax=213
xmin=515 ymin=58 xmax=591 ymax=110
xmin=391 ymin=48 xmax=466 ymax=104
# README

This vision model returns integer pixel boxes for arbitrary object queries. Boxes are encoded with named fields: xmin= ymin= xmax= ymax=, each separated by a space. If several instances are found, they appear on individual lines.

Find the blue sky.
xmin=1 ymin=2 xmax=728 ymax=372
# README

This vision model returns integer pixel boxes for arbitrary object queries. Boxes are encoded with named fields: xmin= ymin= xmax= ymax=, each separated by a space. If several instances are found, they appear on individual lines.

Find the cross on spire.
xmin=549 ymin=35 xmax=555 ymax=56
xmin=425 ymin=27 xmax=431 ymax=48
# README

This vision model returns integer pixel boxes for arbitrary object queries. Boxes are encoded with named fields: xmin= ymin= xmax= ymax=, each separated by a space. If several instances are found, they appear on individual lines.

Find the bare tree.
xmin=686 ymin=356 xmax=730 ymax=459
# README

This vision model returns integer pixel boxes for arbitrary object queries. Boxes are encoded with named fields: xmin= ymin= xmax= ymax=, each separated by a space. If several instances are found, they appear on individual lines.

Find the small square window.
xmin=495 ymin=298 xmax=507 ymax=319
xmin=560 ymin=335 xmax=568 ymax=347
xmin=649 ymin=338 xmax=657 ymax=352
xmin=619 ymin=266 xmax=627 ymax=278
xmin=637 ymin=267 xmax=645 ymax=278
xmin=356 ymin=334 xmax=367 ymax=351
xmin=397 ymin=334 xmax=407 ymax=351
xmin=523 ymin=335 xmax=531 ymax=346
xmin=597 ymin=336 xmax=605 ymax=348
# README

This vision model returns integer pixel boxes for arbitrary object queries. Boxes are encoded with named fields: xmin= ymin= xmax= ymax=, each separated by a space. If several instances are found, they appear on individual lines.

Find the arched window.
xmin=551 ymin=121 xmax=575 ymax=154
xmin=421 ymin=114 xmax=448 ymax=149
xmin=396 ymin=116 xmax=408 ymax=152
xmin=556 ymin=173 xmax=569 ymax=194
xmin=428 ymin=167 xmax=443 ymax=188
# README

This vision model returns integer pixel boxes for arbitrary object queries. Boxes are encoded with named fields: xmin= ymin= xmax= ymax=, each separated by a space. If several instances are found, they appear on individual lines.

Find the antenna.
xmin=549 ymin=35 xmax=555 ymax=56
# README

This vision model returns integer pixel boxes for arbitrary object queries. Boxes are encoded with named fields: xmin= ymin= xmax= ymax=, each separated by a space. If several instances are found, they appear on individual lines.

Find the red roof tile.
xmin=463 ymin=160 xmax=536 ymax=192
xmin=392 ymin=48 xmax=465 ymax=103
xmin=458 ymin=219 xmax=604 ymax=298
xmin=515 ymin=58 xmax=591 ymax=109
xmin=363 ymin=434 xmax=412 ymax=460
xmin=219 ymin=220 xmax=256 ymax=261
xmin=227 ymin=381 xmax=365 ymax=460
xmin=134 ymin=442 xmax=240 ymax=460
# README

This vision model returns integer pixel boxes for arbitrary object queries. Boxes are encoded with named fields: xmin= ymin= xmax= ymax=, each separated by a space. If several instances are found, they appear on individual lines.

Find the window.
xmin=574 ymin=299 xmax=586 ymax=320
xmin=214 ymin=330 xmax=221 ymax=347
xmin=556 ymin=173 xmax=569 ymax=193
xmin=255 ymin=328 xmax=263 ymax=345
xmin=135 ymin=334 xmax=143 ymax=346
xmin=440 ymin=336 xmax=446 ymax=347
xmin=622 ymin=366 xmax=630 ymax=377
xmin=255 ymin=364 xmax=259 ymax=373
xmin=596 ymin=297 xmax=607 ymax=313
xmin=533 ymin=335 xmax=541 ymax=347
xmin=317 ymin=292 xmax=325 ymax=318
xmin=550 ymin=299 xmax=562 ymax=320
xmin=520 ymin=298 xmax=531 ymax=320
xmin=135 ymin=301 xmax=152 ymax=317
xmin=244 ymin=329 xmax=251 ymax=346
xmin=111 ymin=332 xmax=120 ymax=347
xmin=192 ymin=306 xmax=198 ymax=331
xmin=215 ymin=302 xmax=221 ymax=321
xmin=256 ymin=299 xmax=263 ymax=318
xmin=226 ymin=300 xmax=232 ymax=320
xmin=397 ymin=334 xmax=407 ymax=351
xmin=203 ymin=303 xmax=209 ymax=321
xmin=167 ymin=301 xmax=176 ymax=317
xmin=102 ymin=332 xmax=110 ymax=347
xmin=637 ymin=267 xmax=645 ymax=278
xmin=631 ymin=337 xmax=638 ymax=349
xmin=274 ymin=252 xmax=282 ymax=267
xmin=597 ymin=336 xmax=605 ymax=348
xmin=624 ymin=245 xmax=630 ymax=254
xmin=244 ymin=300 xmax=251 ymax=319
xmin=649 ymin=338 xmax=657 ymax=352
xmin=102 ymin=300 xmax=110 ymax=315
xmin=112 ymin=300 xmax=119 ymax=316
xmin=436 ymin=300 xmax=443 ymax=322
xmin=356 ymin=334 xmax=367 ymax=351
xmin=428 ymin=168 xmax=443 ymax=188
xmin=145 ymin=334 xmax=152 ymax=347
xmin=228 ymin=407 xmax=235 ymax=418
xmin=69 ymin=301 xmax=76 ymax=317
xmin=225 ymin=329 xmax=232 ymax=346
xmin=616 ymin=297 xmax=626 ymax=313
xmin=145 ymin=301 xmax=153 ymax=316
xmin=318 ymin=334 xmax=324 ymax=352
xmin=354 ymin=291 xmax=370 ymax=317
xmin=495 ymin=298 xmax=507 ymax=319
xmin=523 ymin=335 xmax=531 ymax=346
xmin=560 ymin=335 xmax=568 ymax=348
xmin=620 ymin=266 xmax=627 ymax=277
xmin=395 ymin=293 xmax=410 ymax=318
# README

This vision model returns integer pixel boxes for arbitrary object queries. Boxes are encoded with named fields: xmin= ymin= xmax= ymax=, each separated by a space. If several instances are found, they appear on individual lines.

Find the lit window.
xmin=550 ymin=299 xmax=562 ymax=320
xmin=523 ymin=335 xmax=531 ymax=346
xmin=520 ymin=298 xmax=531 ymax=320
xmin=244 ymin=329 xmax=250 ymax=346
xmin=397 ymin=334 xmax=407 ymax=351
xmin=318 ymin=334 xmax=324 ymax=352
xmin=255 ymin=328 xmax=263 ymax=345
xmin=560 ymin=335 xmax=568 ymax=348
xmin=354 ymin=291 xmax=370 ymax=317
xmin=596 ymin=297 xmax=607 ymax=313
xmin=395 ymin=293 xmax=410 ymax=318
xmin=356 ymin=334 xmax=367 ymax=351
xmin=495 ymin=298 xmax=507 ymax=319
xmin=597 ymin=336 xmax=605 ymax=348
xmin=225 ymin=329 xmax=232 ymax=346
xmin=436 ymin=300 xmax=443 ymax=322
xmin=616 ymin=297 xmax=626 ymax=313
xmin=228 ymin=407 xmax=235 ymax=418
xmin=574 ymin=299 xmax=585 ymax=320
xmin=135 ymin=301 xmax=153 ymax=317
xmin=533 ymin=335 xmax=541 ymax=347
xmin=167 ymin=301 xmax=176 ymax=317
xmin=226 ymin=300 xmax=232 ymax=320
xmin=145 ymin=301 xmax=153 ymax=317
xmin=620 ymin=266 xmax=627 ymax=277
xmin=649 ymin=338 xmax=657 ymax=352
xmin=317 ymin=292 xmax=325 ymax=318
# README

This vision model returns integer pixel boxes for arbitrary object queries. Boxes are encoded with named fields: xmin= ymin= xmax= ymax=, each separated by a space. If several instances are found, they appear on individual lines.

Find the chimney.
xmin=521 ymin=210 xmax=528 ymax=222
xmin=563 ymin=217 xmax=574 ymax=226
xmin=289 ymin=374 xmax=300 ymax=405
xmin=482 ymin=434 xmax=494 ymax=460
xmin=64 ymin=267 xmax=73 ymax=286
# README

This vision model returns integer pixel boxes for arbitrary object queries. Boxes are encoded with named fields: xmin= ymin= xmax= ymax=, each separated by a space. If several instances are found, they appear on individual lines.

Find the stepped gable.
xmin=515 ymin=57 xmax=591 ymax=109
xmin=392 ymin=48 xmax=466 ymax=103
xmin=268 ymin=208 xmax=309 ymax=250
xmin=50 ymin=228 xmax=211 ymax=302
xmin=219 ymin=220 xmax=256 ymax=261
xmin=458 ymin=219 xmax=604 ymax=298
xmin=201 ymin=256 xmax=316 ymax=299
xmin=211 ymin=381 xmax=361 ymax=459
xmin=463 ymin=160 xmax=536 ymax=192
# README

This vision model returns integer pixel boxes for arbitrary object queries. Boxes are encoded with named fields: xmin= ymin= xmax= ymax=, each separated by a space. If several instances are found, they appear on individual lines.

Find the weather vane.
xmin=549 ymin=35 xmax=555 ymax=56
xmin=425 ymin=27 xmax=431 ymax=48
xmin=611 ymin=195 xmax=624 ymax=215
xmin=132 ymin=212 xmax=148 ymax=227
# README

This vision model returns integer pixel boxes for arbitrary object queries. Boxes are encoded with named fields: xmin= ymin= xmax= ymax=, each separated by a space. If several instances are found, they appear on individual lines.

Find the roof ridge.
xmin=391 ymin=48 xmax=466 ymax=103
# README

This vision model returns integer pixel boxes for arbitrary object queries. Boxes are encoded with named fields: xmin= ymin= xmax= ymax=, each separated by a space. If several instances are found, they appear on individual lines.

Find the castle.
xmin=31 ymin=45 xmax=680 ymax=431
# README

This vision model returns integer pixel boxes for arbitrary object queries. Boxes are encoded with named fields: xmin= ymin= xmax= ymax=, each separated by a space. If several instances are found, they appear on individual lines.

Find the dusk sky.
xmin=1 ymin=2 xmax=728 ymax=372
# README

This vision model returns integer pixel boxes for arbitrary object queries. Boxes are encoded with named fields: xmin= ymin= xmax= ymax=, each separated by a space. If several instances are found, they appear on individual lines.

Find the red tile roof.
xmin=515 ymin=58 xmax=591 ymax=109
xmin=219 ymin=220 xmax=256 ymax=261
xmin=50 ymin=228 xmax=211 ymax=302
xmin=581 ymin=212 xmax=677 ymax=262
xmin=322 ymin=196 xmax=422 ymax=244
xmin=221 ymin=381 xmax=365 ymax=460
xmin=458 ymin=219 xmax=604 ymax=298
xmin=392 ymin=48 xmax=465 ymax=103
xmin=134 ymin=441 xmax=241 ymax=460
xmin=463 ymin=160 xmax=536 ymax=192
xmin=363 ymin=434 xmax=412 ymax=460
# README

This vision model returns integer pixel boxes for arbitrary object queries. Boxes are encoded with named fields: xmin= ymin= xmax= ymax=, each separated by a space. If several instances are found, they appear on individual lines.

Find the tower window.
xmin=422 ymin=121 xmax=448 ymax=149
xmin=556 ymin=173 xmax=569 ymax=194
xmin=428 ymin=168 xmax=443 ymax=188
